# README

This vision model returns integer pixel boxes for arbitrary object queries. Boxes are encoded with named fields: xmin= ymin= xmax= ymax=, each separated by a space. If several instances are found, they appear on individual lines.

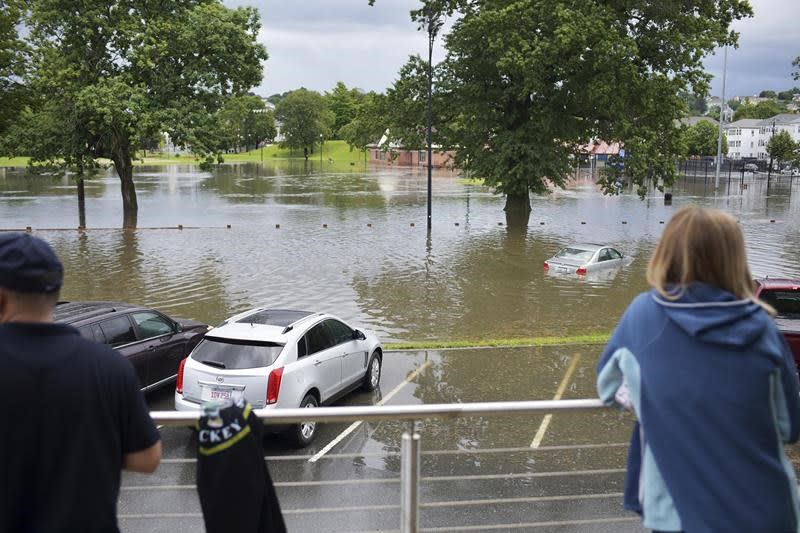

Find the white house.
xmin=755 ymin=114 xmax=800 ymax=160
xmin=724 ymin=118 xmax=761 ymax=159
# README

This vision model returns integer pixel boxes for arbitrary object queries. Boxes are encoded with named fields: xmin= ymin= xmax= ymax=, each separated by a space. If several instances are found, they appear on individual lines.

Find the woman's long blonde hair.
xmin=647 ymin=206 xmax=763 ymax=307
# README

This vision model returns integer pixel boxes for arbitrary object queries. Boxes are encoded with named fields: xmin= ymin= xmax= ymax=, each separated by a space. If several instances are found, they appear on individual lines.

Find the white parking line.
xmin=308 ymin=360 xmax=433 ymax=463
xmin=530 ymin=354 xmax=582 ymax=448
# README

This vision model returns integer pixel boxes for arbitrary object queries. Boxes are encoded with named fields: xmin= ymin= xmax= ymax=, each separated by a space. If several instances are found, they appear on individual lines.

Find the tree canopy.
xmin=0 ymin=0 xmax=27 ymax=137
xmin=766 ymin=130 xmax=797 ymax=169
xmin=216 ymin=95 xmax=276 ymax=153
xmin=274 ymin=88 xmax=335 ymax=153
xmin=683 ymin=121 xmax=726 ymax=157
xmin=3 ymin=0 xmax=267 ymax=227
xmin=339 ymin=91 xmax=388 ymax=156
xmin=325 ymin=82 xmax=363 ymax=139
xmin=777 ymin=88 xmax=800 ymax=101
xmin=371 ymin=0 xmax=751 ymax=212
xmin=680 ymin=92 xmax=708 ymax=116
xmin=733 ymin=99 xmax=784 ymax=120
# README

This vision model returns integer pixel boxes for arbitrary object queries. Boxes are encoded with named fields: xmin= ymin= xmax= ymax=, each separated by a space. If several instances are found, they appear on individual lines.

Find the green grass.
xmin=0 ymin=157 xmax=30 ymax=167
xmin=457 ymin=177 xmax=486 ymax=186
xmin=136 ymin=140 xmax=369 ymax=167
xmin=384 ymin=332 xmax=611 ymax=351
xmin=228 ymin=140 xmax=369 ymax=164
xmin=0 ymin=141 xmax=370 ymax=169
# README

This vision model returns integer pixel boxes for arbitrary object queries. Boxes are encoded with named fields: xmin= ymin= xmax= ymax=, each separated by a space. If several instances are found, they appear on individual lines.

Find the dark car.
xmin=754 ymin=279 xmax=800 ymax=368
xmin=54 ymin=301 xmax=209 ymax=392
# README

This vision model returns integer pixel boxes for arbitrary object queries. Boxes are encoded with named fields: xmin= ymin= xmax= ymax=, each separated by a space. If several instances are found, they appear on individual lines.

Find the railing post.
xmin=400 ymin=427 xmax=421 ymax=533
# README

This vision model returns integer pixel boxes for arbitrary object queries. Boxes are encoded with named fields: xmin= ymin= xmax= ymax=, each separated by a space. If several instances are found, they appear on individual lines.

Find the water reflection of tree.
xmin=0 ymin=168 xmax=108 ymax=201
xmin=202 ymin=163 xmax=388 ymax=209
xmin=56 ymin=230 xmax=234 ymax=323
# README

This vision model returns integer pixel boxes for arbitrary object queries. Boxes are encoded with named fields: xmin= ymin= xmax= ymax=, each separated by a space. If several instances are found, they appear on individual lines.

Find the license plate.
xmin=556 ymin=266 xmax=572 ymax=273
xmin=201 ymin=386 xmax=239 ymax=402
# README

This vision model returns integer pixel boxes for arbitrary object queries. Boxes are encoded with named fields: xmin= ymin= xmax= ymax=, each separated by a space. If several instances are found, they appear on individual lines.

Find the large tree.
xmin=217 ymin=95 xmax=276 ymax=153
xmin=679 ymin=91 xmax=708 ymax=116
xmin=766 ymin=130 xmax=797 ymax=171
xmin=325 ymin=81 xmax=362 ymax=139
xmin=339 ymin=91 xmax=388 ymax=159
xmin=4 ymin=0 xmax=266 ymax=227
xmin=372 ymin=0 xmax=751 ymax=214
xmin=274 ymin=88 xmax=335 ymax=154
xmin=683 ymin=121 xmax=726 ymax=157
xmin=381 ymin=55 xmax=442 ymax=150
xmin=0 ymin=0 xmax=27 ymax=137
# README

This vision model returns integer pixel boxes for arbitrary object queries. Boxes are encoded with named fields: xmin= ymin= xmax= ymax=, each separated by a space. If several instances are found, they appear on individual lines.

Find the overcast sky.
xmin=230 ymin=0 xmax=798 ymax=99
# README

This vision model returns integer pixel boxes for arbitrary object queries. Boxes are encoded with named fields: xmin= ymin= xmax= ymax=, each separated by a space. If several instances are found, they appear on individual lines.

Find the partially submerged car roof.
xmin=756 ymin=278 xmax=800 ymax=290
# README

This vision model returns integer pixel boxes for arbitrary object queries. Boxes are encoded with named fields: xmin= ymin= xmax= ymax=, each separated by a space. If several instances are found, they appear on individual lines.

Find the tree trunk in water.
xmin=503 ymin=192 xmax=531 ymax=231
xmin=112 ymin=146 xmax=138 ymax=228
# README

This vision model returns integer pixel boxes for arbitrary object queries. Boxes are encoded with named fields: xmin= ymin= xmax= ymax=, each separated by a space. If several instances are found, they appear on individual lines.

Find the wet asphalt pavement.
xmin=119 ymin=346 xmax=646 ymax=532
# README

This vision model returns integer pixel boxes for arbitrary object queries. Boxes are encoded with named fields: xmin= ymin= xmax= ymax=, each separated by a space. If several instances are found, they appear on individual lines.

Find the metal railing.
xmin=150 ymin=399 xmax=609 ymax=533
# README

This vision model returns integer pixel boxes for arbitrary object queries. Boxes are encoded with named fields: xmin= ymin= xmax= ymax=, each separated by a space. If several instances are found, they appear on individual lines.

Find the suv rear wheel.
xmin=291 ymin=394 xmax=319 ymax=447
xmin=362 ymin=353 xmax=382 ymax=392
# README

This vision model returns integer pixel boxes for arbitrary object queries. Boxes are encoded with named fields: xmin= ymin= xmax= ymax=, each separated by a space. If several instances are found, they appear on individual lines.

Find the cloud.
xmin=706 ymin=0 xmax=798 ymax=97
xmin=228 ymin=0 xmax=798 ymax=98
xmin=227 ymin=0 xmax=445 ymax=96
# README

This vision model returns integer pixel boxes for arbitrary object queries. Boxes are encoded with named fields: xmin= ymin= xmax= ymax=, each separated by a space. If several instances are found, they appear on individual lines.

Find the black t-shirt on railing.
xmin=0 ymin=322 xmax=160 ymax=533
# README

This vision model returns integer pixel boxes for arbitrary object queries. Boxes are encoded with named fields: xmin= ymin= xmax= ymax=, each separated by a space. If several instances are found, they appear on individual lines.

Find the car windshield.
xmin=191 ymin=337 xmax=284 ymax=370
xmin=555 ymin=248 xmax=595 ymax=262
xmin=760 ymin=290 xmax=800 ymax=318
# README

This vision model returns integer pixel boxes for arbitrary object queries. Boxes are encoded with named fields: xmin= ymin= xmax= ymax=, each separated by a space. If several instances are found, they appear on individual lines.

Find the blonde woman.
xmin=597 ymin=206 xmax=800 ymax=533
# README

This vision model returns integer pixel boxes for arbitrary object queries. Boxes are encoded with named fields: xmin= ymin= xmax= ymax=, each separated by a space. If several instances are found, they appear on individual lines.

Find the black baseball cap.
xmin=0 ymin=233 xmax=64 ymax=293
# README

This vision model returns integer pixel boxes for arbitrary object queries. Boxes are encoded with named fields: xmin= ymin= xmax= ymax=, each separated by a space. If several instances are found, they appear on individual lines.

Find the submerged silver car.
xmin=544 ymin=243 xmax=624 ymax=276
xmin=175 ymin=308 xmax=382 ymax=447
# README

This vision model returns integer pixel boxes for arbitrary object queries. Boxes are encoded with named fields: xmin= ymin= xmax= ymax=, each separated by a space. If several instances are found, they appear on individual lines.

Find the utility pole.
xmin=714 ymin=46 xmax=728 ymax=188
xmin=426 ymin=12 xmax=435 ymax=231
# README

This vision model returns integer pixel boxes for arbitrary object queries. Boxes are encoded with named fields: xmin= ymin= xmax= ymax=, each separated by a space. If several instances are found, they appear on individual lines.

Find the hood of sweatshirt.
xmin=652 ymin=283 xmax=766 ymax=347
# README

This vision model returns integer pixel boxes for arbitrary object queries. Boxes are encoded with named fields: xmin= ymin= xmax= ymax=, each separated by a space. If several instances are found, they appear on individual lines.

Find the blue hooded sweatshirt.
xmin=597 ymin=284 xmax=800 ymax=533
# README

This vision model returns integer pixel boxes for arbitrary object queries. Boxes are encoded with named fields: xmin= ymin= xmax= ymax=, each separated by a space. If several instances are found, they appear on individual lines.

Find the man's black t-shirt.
xmin=0 ymin=322 xmax=160 ymax=533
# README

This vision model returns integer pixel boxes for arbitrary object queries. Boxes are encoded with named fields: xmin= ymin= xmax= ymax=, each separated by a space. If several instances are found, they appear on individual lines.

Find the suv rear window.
xmin=191 ymin=338 xmax=284 ymax=370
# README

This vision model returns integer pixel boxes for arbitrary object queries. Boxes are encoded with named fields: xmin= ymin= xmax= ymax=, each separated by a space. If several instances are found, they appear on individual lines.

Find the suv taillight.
xmin=576 ymin=266 xmax=587 ymax=275
xmin=543 ymin=261 xmax=549 ymax=271
xmin=176 ymin=358 xmax=187 ymax=394
xmin=266 ymin=367 xmax=284 ymax=405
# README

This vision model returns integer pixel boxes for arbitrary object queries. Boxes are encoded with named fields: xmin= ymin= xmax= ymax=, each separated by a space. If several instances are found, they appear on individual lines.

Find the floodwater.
xmin=1 ymin=162 xmax=798 ymax=342
xmin=3 ymin=162 xmax=800 ymax=531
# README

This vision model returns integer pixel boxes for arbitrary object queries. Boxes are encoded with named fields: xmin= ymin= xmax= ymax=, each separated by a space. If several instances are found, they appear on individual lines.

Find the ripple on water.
xmin=2 ymin=165 xmax=798 ymax=342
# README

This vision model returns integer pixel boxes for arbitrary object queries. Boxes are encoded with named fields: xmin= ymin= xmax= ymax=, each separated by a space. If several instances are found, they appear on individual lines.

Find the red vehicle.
xmin=754 ymin=278 xmax=800 ymax=368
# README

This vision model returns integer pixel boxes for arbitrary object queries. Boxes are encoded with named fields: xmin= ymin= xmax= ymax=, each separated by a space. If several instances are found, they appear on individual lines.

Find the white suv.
xmin=175 ymin=308 xmax=382 ymax=446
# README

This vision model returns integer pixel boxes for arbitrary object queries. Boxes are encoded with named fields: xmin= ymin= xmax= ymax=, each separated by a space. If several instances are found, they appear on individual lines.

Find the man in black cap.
xmin=0 ymin=233 xmax=162 ymax=532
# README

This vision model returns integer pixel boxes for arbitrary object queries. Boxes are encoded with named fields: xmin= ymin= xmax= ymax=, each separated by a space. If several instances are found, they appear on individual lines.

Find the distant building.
xmin=724 ymin=118 xmax=760 ymax=159
xmin=367 ymin=130 xmax=453 ymax=168
xmin=755 ymin=114 xmax=800 ymax=160
xmin=722 ymin=114 xmax=800 ymax=160
xmin=367 ymin=144 xmax=453 ymax=168
xmin=580 ymin=140 xmax=622 ymax=162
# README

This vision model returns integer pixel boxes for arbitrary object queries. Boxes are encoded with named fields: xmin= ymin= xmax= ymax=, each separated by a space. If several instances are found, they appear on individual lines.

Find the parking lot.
xmin=120 ymin=345 xmax=646 ymax=532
